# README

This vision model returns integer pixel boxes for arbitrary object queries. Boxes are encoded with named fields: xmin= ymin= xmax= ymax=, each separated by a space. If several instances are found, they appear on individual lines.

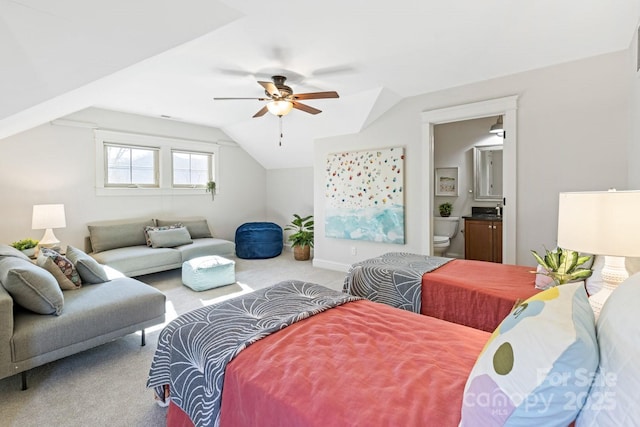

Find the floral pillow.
xmin=37 ymin=248 xmax=82 ymax=290
xmin=460 ymin=282 xmax=598 ymax=425
xmin=144 ymin=223 xmax=183 ymax=246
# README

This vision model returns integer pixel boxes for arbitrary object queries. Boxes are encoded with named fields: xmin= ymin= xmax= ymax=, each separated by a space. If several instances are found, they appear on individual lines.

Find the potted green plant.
xmin=206 ymin=180 xmax=216 ymax=201
xmin=285 ymin=214 xmax=314 ymax=261
xmin=531 ymin=247 xmax=593 ymax=286
xmin=439 ymin=202 xmax=453 ymax=217
xmin=10 ymin=238 xmax=39 ymax=257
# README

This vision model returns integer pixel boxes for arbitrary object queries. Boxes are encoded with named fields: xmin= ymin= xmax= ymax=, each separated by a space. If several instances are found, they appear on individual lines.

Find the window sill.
xmin=95 ymin=187 xmax=212 ymax=197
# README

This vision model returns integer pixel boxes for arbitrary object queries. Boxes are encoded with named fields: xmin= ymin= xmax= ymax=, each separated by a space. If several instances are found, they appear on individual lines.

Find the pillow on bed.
xmin=460 ymin=282 xmax=598 ymax=426
xmin=576 ymin=272 xmax=640 ymax=426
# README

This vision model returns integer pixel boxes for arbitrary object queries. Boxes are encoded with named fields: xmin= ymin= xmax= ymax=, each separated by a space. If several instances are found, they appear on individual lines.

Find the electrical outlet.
xmin=351 ymin=247 xmax=357 ymax=256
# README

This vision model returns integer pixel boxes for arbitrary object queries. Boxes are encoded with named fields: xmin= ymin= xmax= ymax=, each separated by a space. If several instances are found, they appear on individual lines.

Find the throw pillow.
xmin=88 ymin=219 xmax=154 ymax=253
xmin=156 ymin=218 xmax=212 ymax=239
xmin=147 ymin=227 xmax=193 ymax=248
xmin=576 ymin=272 xmax=640 ymax=426
xmin=144 ymin=223 xmax=183 ymax=246
xmin=37 ymin=248 xmax=82 ymax=290
xmin=0 ymin=255 xmax=64 ymax=315
xmin=65 ymin=245 xmax=109 ymax=284
xmin=460 ymin=282 xmax=598 ymax=426
xmin=0 ymin=243 xmax=32 ymax=261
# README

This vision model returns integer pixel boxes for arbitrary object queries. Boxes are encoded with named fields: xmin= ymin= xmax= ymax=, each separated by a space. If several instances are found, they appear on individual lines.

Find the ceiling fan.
xmin=214 ymin=75 xmax=339 ymax=118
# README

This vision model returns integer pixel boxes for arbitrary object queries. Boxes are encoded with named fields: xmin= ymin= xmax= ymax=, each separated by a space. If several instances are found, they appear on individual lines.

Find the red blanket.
xmin=421 ymin=259 xmax=540 ymax=332
xmin=167 ymin=299 xmax=489 ymax=426
xmin=217 ymin=299 xmax=488 ymax=426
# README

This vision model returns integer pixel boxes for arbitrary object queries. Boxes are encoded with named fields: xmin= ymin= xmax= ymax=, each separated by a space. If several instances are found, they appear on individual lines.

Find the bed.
xmin=148 ymin=276 xmax=636 ymax=427
xmin=148 ymin=280 xmax=490 ymax=427
xmin=343 ymin=252 xmax=541 ymax=332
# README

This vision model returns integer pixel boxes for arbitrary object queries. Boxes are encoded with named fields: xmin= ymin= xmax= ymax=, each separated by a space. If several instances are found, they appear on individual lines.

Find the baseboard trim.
xmin=313 ymin=258 xmax=351 ymax=272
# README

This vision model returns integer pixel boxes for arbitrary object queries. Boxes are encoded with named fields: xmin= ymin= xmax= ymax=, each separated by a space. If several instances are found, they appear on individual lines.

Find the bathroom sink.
xmin=470 ymin=214 xmax=502 ymax=220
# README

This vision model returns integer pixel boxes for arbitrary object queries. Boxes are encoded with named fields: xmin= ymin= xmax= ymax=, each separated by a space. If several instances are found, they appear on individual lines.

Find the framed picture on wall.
xmin=435 ymin=167 xmax=458 ymax=196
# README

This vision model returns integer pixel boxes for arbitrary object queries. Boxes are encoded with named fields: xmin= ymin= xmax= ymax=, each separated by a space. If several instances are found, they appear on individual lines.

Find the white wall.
xmin=266 ymin=167 xmax=314 ymax=244
xmin=0 ymin=108 xmax=267 ymax=249
xmin=314 ymin=50 xmax=631 ymax=271
xmin=629 ymin=24 xmax=640 ymax=188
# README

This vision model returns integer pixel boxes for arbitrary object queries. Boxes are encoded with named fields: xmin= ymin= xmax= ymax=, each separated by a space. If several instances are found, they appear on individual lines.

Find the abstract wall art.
xmin=325 ymin=147 xmax=404 ymax=244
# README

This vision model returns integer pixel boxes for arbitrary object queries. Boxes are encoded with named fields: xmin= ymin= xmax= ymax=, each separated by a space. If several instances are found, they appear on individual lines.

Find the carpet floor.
xmin=0 ymin=254 xmax=347 ymax=427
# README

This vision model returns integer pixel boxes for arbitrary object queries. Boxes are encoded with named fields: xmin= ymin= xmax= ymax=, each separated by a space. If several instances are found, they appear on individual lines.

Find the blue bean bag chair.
xmin=235 ymin=222 xmax=283 ymax=259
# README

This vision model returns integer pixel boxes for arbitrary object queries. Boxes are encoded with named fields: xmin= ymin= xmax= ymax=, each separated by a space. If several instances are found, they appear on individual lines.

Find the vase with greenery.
xmin=531 ymin=247 xmax=593 ymax=286
xmin=439 ymin=202 xmax=453 ymax=217
xmin=206 ymin=180 xmax=216 ymax=201
xmin=285 ymin=214 xmax=314 ymax=261
xmin=11 ymin=238 xmax=39 ymax=257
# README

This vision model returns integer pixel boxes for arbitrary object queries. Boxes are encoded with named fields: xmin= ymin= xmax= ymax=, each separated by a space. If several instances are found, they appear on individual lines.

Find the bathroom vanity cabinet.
xmin=464 ymin=218 xmax=502 ymax=263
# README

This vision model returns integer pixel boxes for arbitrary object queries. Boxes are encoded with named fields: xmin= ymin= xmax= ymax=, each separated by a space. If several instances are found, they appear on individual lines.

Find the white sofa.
xmin=87 ymin=217 xmax=235 ymax=277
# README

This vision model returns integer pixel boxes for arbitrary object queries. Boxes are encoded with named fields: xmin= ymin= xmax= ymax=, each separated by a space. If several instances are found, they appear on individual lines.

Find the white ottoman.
xmin=182 ymin=256 xmax=236 ymax=291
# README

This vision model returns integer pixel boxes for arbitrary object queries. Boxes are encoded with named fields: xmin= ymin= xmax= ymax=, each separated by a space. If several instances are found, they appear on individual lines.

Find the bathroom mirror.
xmin=473 ymin=144 xmax=503 ymax=201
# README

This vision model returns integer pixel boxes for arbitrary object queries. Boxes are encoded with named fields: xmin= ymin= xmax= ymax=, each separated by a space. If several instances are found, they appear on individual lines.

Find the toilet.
xmin=433 ymin=217 xmax=459 ymax=257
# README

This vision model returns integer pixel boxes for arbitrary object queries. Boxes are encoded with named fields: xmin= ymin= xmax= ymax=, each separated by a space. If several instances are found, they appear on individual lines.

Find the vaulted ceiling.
xmin=1 ymin=0 xmax=638 ymax=168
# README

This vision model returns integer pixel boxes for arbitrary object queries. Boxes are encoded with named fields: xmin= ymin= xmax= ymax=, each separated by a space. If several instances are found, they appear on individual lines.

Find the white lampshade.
xmin=32 ymin=204 xmax=66 ymax=247
xmin=557 ymin=191 xmax=640 ymax=257
xmin=266 ymin=100 xmax=293 ymax=116
xmin=557 ymin=190 xmax=640 ymax=316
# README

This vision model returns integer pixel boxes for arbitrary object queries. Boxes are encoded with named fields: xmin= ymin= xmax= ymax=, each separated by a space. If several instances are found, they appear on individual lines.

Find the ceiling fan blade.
xmin=253 ymin=106 xmax=269 ymax=118
xmin=292 ymin=101 xmax=322 ymax=115
xmin=292 ymin=91 xmax=339 ymax=100
xmin=258 ymin=81 xmax=281 ymax=98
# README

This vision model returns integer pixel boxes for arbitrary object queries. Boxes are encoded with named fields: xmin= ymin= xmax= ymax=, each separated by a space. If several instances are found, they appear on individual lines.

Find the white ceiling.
xmin=1 ymin=0 xmax=638 ymax=169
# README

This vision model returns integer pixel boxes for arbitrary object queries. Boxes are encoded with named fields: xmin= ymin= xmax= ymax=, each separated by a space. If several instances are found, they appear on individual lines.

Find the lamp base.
xmin=38 ymin=228 xmax=60 ymax=248
xmin=589 ymin=255 xmax=628 ymax=319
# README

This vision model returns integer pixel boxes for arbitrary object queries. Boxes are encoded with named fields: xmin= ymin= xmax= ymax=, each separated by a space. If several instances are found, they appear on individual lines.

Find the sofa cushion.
xmin=0 ymin=244 xmax=32 ymax=261
xmin=11 ymin=277 xmax=165 ymax=362
xmin=36 ymin=248 xmax=82 ymax=290
xmin=90 ymin=245 xmax=182 ymax=277
xmin=156 ymin=217 xmax=212 ymax=239
xmin=147 ymin=227 xmax=192 ymax=248
xmin=88 ymin=219 xmax=154 ymax=253
xmin=175 ymin=238 xmax=235 ymax=262
xmin=66 ymin=245 xmax=109 ymax=284
xmin=0 ymin=256 xmax=64 ymax=315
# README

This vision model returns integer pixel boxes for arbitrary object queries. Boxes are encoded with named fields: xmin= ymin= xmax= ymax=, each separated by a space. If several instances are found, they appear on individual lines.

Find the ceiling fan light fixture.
xmin=267 ymin=100 xmax=294 ymax=116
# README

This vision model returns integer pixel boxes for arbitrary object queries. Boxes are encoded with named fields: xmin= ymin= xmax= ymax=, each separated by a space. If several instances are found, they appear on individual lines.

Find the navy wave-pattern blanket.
xmin=343 ymin=252 xmax=452 ymax=313
xmin=147 ymin=280 xmax=361 ymax=427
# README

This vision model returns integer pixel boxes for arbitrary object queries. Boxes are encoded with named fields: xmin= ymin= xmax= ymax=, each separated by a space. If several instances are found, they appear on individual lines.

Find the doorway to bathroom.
xmin=420 ymin=96 xmax=518 ymax=264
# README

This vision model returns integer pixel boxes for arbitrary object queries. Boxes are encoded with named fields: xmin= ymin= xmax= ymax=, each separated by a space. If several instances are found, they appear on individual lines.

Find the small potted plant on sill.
xmin=206 ymin=180 xmax=216 ymax=201
xmin=285 ymin=214 xmax=314 ymax=261
xmin=439 ymin=202 xmax=453 ymax=217
xmin=10 ymin=238 xmax=39 ymax=258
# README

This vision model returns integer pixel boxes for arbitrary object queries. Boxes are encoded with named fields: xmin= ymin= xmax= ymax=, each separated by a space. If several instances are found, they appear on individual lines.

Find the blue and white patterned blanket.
xmin=147 ymin=280 xmax=361 ymax=427
xmin=343 ymin=252 xmax=452 ymax=313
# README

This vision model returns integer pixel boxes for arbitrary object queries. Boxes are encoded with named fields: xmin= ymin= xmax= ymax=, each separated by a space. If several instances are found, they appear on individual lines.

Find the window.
xmin=104 ymin=144 xmax=159 ymax=187
xmin=94 ymin=129 xmax=220 ymax=196
xmin=172 ymin=150 xmax=212 ymax=188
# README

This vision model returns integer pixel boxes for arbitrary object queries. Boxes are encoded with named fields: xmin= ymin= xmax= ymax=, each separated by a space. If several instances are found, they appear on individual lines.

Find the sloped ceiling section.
xmin=0 ymin=0 xmax=241 ymax=138
xmin=1 ymin=0 xmax=639 ymax=169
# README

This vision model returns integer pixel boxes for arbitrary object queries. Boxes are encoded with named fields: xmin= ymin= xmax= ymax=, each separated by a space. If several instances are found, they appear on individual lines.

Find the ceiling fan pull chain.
xmin=279 ymin=115 xmax=283 ymax=147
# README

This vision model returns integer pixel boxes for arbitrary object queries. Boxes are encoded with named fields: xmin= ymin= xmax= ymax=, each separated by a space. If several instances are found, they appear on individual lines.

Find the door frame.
xmin=420 ymin=96 xmax=518 ymax=264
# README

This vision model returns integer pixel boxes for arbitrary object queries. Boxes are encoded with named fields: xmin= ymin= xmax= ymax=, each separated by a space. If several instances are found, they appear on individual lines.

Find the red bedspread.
xmin=212 ymin=299 xmax=489 ymax=427
xmin=421 ymin=259 xmax=540 ymax=332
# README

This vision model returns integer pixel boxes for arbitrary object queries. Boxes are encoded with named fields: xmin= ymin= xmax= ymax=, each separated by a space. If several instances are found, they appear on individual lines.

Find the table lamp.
xmin=557 ymin=190 xmax=640 ymax=316
xmin=32 ymin=204 xmax=66 ymax=249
